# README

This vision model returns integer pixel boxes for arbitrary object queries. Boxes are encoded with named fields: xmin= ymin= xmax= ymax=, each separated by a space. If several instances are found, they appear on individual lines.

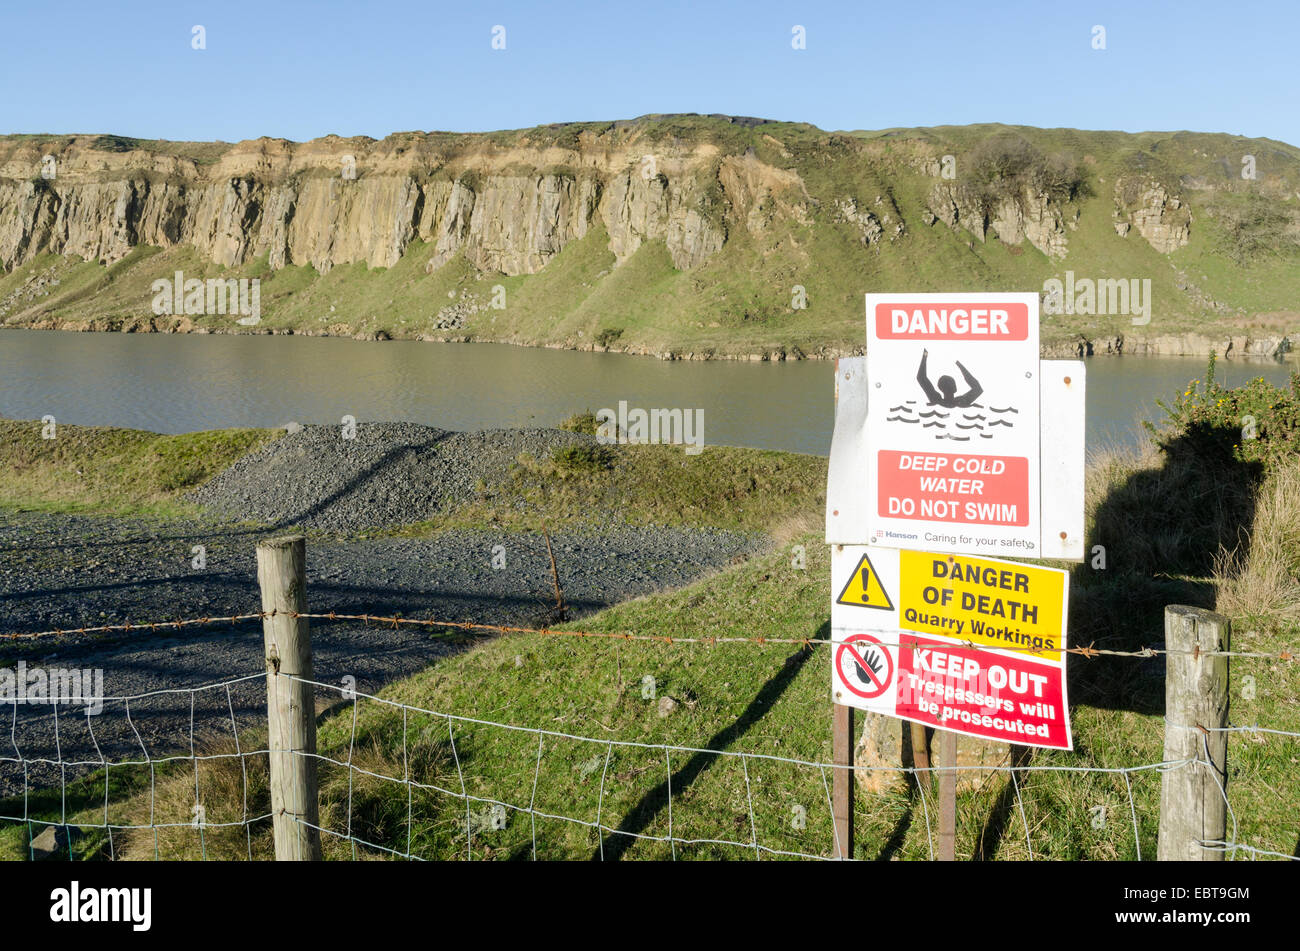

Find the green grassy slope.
xmin=0 ymin=419 xmax=280 ymax=517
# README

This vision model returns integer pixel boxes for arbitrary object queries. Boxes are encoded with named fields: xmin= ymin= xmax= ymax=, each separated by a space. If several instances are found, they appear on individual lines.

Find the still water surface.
xmin=2 ymin=330 xmax=1295 ymax=456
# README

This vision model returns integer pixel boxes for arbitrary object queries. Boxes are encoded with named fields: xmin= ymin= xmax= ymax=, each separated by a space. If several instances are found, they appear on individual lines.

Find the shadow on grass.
xmin=589 ymin=621 xmax=825 ymax=861
xmin=1069 ymin=421 xmax=1265 ymax=715
xmin=962 ymin=420 xmax=1267 ymax=860
xmin=873 ymin=723 xmax=932 ymax=861
xmin=970 ymin=744 xmax=1033 ymax=861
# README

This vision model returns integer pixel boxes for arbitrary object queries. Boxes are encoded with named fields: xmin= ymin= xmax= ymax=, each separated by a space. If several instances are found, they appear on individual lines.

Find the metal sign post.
xmin=832 ymin=702 xmax=854 ymax=859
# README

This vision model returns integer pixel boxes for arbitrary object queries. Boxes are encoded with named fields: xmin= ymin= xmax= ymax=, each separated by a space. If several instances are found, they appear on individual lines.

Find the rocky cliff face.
xmin=0 ymin=131 xmax=789 ymax=277
xmin=926 ymin=181 xmax=1070 ymax=258
xmin=1112 ymin=177 xmax=1192 ymax=253
xmin=0 ymin=124 xmax=1273 ymax=282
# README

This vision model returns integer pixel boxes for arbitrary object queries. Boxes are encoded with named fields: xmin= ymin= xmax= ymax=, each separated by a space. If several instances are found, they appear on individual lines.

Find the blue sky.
xmin=1 ymin=0 xmax=1295 ymax=145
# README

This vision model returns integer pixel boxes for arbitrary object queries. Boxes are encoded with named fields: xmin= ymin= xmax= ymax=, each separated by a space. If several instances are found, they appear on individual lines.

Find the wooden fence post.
xmin=937 ymin=727 xmax=957 ymax=861
xmin=832 ymin=702 xmax=854 ymax=859
xmin=1158 ymin=605 xmax=1230 ymax=861
xmin=257 ymin=534 xmax=322 ymax=861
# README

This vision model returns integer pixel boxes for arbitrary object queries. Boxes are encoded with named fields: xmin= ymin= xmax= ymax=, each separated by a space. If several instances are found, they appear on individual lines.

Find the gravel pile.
xmin=189 ymin=422 xmax=591 ymax=532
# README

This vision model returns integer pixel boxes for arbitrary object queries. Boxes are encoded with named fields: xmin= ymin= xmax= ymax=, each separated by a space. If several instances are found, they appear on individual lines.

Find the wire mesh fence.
xmin=2 ymin=672 xmax=270 ymax=860
xmin=282 ymin=672 xmax=1199 ymax=862
xmin=1 ymin=608 xmax=1296 ymax=861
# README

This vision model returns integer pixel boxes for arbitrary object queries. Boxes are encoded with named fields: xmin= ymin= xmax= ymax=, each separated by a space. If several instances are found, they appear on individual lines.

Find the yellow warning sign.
xmin=836 ymin=553 xmax=894 ymax=611
xmin=898 ymin=550 xmax=1066 ymax=661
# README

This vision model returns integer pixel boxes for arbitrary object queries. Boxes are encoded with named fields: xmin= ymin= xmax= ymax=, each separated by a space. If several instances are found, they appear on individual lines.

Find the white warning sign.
xmin=865 ymin=292 xmax=1041 ymax=557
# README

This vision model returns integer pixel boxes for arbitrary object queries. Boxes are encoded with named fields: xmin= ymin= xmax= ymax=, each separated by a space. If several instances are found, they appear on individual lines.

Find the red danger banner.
xmin=877 ymin=450 xmax=1029 ymax=526
xmin=895 ymin=634 xmax=1069 ymax=748
xmin=873 ymin=302 xmax=1030 ymax=341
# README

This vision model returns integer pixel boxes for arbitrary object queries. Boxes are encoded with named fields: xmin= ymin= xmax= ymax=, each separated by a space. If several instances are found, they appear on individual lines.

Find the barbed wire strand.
xmin=4 ymin=608 xmax=1296 ymax=662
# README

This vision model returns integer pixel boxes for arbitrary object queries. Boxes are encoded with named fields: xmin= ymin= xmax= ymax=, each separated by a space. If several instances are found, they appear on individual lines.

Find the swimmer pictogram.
xmin=917 ymin=349 xmax=982 ymax=408
xmin=881 ymin=350 xmax=1017 ymax=441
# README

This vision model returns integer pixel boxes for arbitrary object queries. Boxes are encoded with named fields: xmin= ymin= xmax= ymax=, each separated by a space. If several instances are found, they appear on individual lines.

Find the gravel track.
xmin=0 ymin=510 xmax=763 ymax=800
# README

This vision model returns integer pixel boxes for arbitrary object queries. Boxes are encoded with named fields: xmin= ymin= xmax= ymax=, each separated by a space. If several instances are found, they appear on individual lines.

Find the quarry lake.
xmin=3 ymin=329 xmax=1297 ymax=456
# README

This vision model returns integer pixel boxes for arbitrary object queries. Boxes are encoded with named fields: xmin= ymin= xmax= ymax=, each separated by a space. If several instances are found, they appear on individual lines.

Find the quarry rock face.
xmin=426 ymin=173 xmax=600 ymax=274
xmin=0 ymin=132 xmax=763 ymax=277
xmin=0 ymin=125 xmax=1279 ymax=354
xmin=600 ymin=169 xmax=724 ymax=269
xmin=927 ymin=181 xmax=1069 ymax=259
xmin=1114 ymin=178 xmax=1192 ymax=253
xmin=991 ymin=188 xmax=1068 ymax=259
xmin=834 ymin=197 xmax=885 ymax=245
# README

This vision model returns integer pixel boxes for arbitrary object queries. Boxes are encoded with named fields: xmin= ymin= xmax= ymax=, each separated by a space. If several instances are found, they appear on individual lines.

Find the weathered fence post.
xmin=937 ymin=727 xmax=957 ymax=861
xmin=1158 ymin=605 xmax=1230 ymax=861
xmin=832 ymin=702 xmax=854 ymax=859
xmin=257 ymin=534 xmax=322 ymax=861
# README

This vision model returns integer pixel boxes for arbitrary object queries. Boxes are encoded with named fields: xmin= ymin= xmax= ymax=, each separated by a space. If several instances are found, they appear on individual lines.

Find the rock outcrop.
xmin=1114 ymin=177 xmax=1192 ymax=253
xmin=927 ymin=181 xmax=1069 ymax=258
xmin=600 ymin=169 xmax=723 ymax=269
xmin=0 ymin=131 xmax=792 ymax=277
xmin=834 ymin=197 xmax=885 ymax=245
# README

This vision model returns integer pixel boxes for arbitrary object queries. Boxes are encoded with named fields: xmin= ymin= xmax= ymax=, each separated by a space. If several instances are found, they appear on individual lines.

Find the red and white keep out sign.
xmin=865 ymin=293 xmax=1041 ymax=557
xmin=895 ymin=635 xmax=1070 ymax=748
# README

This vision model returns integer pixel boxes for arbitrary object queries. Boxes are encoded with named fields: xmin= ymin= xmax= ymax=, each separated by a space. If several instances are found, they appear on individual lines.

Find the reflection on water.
xmin=1 ymin=330 xmax=1295 ymax=456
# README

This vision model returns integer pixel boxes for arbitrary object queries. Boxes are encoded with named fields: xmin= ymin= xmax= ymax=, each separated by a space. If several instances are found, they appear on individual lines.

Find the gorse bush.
xmin=1147 ymin=352 xmax=1300 ymax=467
xmin=967 ymin=133 xmax=1088 ymax=214
xmin=1212 ymin=190 xmax=1300 ymax=264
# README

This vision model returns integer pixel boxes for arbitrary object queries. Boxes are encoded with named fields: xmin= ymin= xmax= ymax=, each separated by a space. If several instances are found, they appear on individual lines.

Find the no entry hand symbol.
xmin=835 ymin=633 xmax=894 ymax=700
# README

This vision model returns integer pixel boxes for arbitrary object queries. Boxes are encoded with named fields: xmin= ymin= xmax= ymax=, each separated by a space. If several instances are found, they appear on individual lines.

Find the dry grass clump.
xmin=1213 ymin=462 xmax=1300 ymax=630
